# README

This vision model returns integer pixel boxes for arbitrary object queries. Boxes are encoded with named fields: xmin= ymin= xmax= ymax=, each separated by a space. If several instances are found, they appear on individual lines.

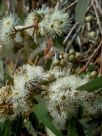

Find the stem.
xmin=77 ymin=36 xmax=83 ymax=52
xmin=99 ymin=46 xmax=102 ymax=75
xmin=78 ymin=40 xmax=102 ymax=74
xmin=92 ymin=0 xmax=102 ymax=35
xmin=94 ymin=0 xmax=102 ymax=15
xmin=13 ymin=49 xmax=22 ymax=73
xmin=13 ymin=24 xmax=38 ymax=33
xmin=64 ymin=0 xmax=79 ymax=11
xmin=65 ymin=25 xmax=81 ymax=52
xmin=63 ymin=22 xmax=78 ymax=45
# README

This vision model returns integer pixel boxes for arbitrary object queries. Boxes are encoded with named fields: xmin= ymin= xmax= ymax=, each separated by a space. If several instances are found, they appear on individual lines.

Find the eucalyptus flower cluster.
xmin=39 ymin=9 xmax=70 ymax=37
xmin=43 ymin=67 xmax=88 ymax=130
xmin=0 ymin=63 xmax=100 ymax=131
xmin=0 ymin=64 xmax=45 ymax=120
xmin=0 ymin=8 xmax=70 ymax=58
xmin=0 ymin=15 xmax=16 ymax=57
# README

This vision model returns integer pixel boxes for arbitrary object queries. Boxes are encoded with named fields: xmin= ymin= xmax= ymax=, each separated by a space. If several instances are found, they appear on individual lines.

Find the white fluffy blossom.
xmin=45 ymin=75 xmax=88 ymax=129
xmin=8 ymin=74 xmax=29 ymax=115
xmin=22 ymin=64 xmax=45 ymax=80
xmin=36 ymin=7 xmax=49 ymax=15
xmin=24 ymin=7 xmax=49 ymax=36
xmin=47 ymin=66 xmax=69 ymax=78
xmin=0 ymin=15 xmax=15 ymax=45
xmin=0 ymin=85 xmax=30 ymax=118
xmin=24 ymin=12 xmax=37 ymax=36
xmin=0 ymin=64 xmax=45 ymax=119
xmin=0 ymin=15 xmax=15 ymax=36
xmin=13 ymin=74 xmax=27 ymax=99
xmin=0 ymin=86 xmax=14 ymax=120
xmin=0 ymin=63 xmax=90 ymax=126
xmin=12 ymin=64 xmax=45 ymax=114
xmin=39 ymin=9 xmax=70 ymax=37
xmin=0 ymin=15 xmax=17 ymax=58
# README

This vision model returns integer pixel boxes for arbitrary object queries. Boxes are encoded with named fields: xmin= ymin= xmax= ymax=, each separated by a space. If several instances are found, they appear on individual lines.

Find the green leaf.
xmin=0 ymin=122 xmax=4 ymax=136
xmin=75 ymin=0 xmax=90 ymax=24
xmin=13 ymin=115 xmax=23 ymax=136
xmin=87 ymin=63 xmax=95 ymax=72
xmin=77 ymin=76 xmax=102 ymax=92
xmin=34 ymin=103 xmax=61 ymax=136
xmin=2 ymin=119 xmax=11 ymax=136
xmin=67 ymin=117 xmax=85 ymax=136
xmin=68 ymin=122 xmax=79 ymax=136
xmin=34 ymin=95 xmax=43 ymax=103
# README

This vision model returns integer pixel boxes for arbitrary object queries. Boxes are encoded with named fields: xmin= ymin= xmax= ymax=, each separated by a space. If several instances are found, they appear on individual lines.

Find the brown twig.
xmin=78 ymin=40 xmax=102 ymax=74
xmin=13 ymin=49 xmax=22 ymax=73
xmin=82 ymin=43 xmax=95 ymax=57
xmin=94 ymin=0 xmax=102 ymax=15
xmin=63 ymin=22 xmax=78 ymax=45
xmin=99 ymin=46 xmax=102 ymax=75
xmin=80 ymin=58 xmax=89 ymax=62
xmin=65 ymin=25 xmax=81 ymax=52
xmin=13 ymin=24 xmax=38 ymax=33
xmin=92 ymin=0 xmax=102 ymax=35
xmin=64 ymin=0 xmax=79 ymax=11
xmin=77 ymin=36 xmax=83 ymax=52
xmin=34 ymin=55 xmax=39 ymax=66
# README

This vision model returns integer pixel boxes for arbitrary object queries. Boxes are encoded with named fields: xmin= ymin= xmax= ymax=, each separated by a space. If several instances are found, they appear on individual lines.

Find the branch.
xmin=13 ymin=24 xmax=38 ymax=33
xmin=65 ymin=25 xmax=81 ymax=52
xmin=63 ymin=22 xmax=78 ymax=45
xmin=92 ymin=0 xmax=102 ymax=35
xmin=78 ymin=40 xmax=102 ymax=74
xmin=64 ymin=0 xmax=79 ymax=11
